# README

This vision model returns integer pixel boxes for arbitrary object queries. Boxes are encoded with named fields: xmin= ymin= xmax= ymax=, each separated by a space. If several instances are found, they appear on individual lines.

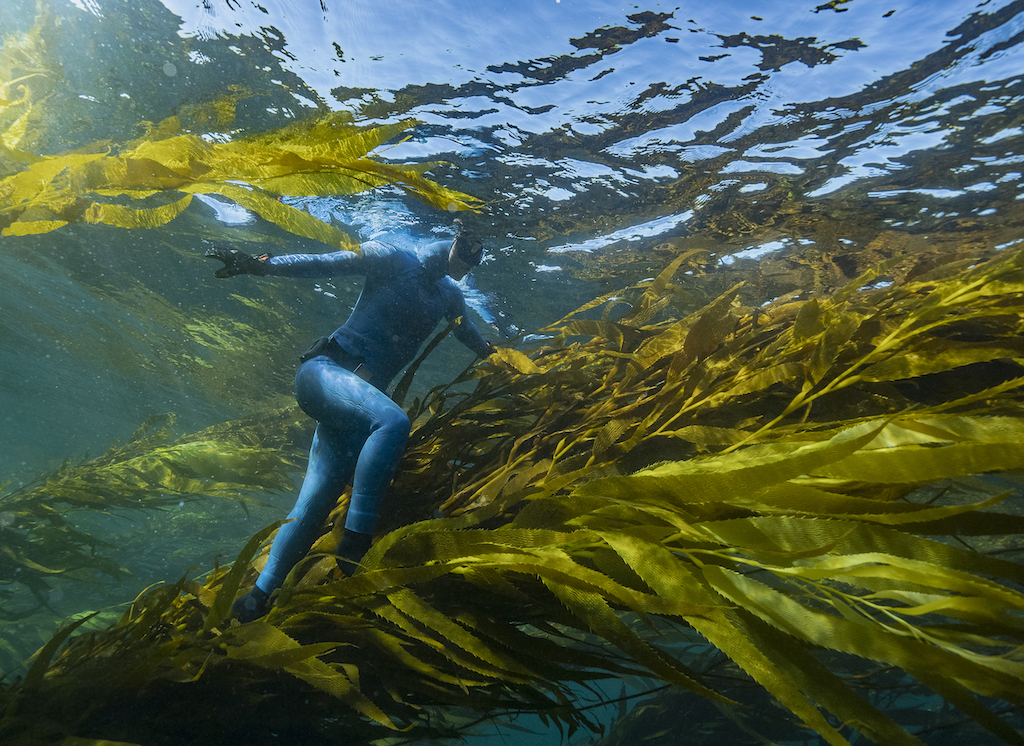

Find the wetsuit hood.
xmin=420 ymin=241 xmax=453 ymax=281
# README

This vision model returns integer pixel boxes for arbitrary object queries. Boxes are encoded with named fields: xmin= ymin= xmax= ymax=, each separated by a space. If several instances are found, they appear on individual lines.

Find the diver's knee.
xmin=377 ymin=406 xmax=410 ymax=444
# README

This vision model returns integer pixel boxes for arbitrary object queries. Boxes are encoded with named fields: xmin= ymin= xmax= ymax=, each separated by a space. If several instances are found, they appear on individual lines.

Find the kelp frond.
xmin=0 ymin=84 xmax=482 ymax=243
xmin=2 ymin=246 xmax=1024 ymax=745
xmin=0 ymin=410 xmax=308 ymax=612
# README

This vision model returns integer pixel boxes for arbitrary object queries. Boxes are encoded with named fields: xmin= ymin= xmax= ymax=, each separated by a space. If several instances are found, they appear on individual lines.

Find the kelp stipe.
xmin=2 ymin=247 xmax=1024 ymax=745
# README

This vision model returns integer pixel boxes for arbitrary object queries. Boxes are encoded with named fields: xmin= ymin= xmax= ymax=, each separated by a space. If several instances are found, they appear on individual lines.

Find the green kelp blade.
xmin=702 ymin=565 xmax=1024 ymax=702
xmin=687 ymin=605 xmax=855 ymax=745
xmin=779 ymin=553 xmax=1024 ymax=618
xmin=372 ymin=587 xmax=544 ymax=684
xmin=697 ymin=515 xmax=1024 ymax=586
xmin=224 ymin=620 xmax=398 ymax=729
xmin=540 ymin=575 xmax=725 ymax=703
xmin=204 ymin=520 xmax=284 ymax=631
xmin=812 ymin=440 xmax=1024 ymax=483
xmin=539 ymin=287 xmax=629 ymax=332
xmin=806 ymin=307 xmax=866 ymax=385
xmin=749 ymin=482 xmax=1009 ymax=526
xmin=575 ymin=420 xmax=884 ymax=508
xmin=701 ymin=361 xmax=806 ymax=407
xmin=614 ymin=250 xmax=693 ymax=327
xmin=731 ymin=609 xmax=926 ymax=746
xmin=792 ymin=298 xmax=826 ymax=339
xmin=455 ymin=547 xmax=716 ymax=620
xmin=857 ymin=340 xmax=1024 ymax=382
xmin=887 ymin=415 xmax=1024 ymax=444
xmin=632 ymin=283 xmax=742 ymax=372
xmin=914 ymin=671 xmax=1024 ymax=746
xmin=20 ymin=613 xmax=98 ymax=692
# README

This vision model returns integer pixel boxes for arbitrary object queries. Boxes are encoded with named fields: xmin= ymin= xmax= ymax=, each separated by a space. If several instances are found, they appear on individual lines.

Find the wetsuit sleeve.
xmin=445 ymin=284 xmax=493 ymax=358
xmin=263 ymin=241 xmax=400 ymax=279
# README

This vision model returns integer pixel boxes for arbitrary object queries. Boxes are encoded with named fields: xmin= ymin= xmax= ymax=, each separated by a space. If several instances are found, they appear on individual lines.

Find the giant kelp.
xmin=0 ymin=410 xmax=307 ymax=626
xmin=0 ymin=13 xmax=481 ymax=244
xmin=0 ymin=105 xmax=482 ymax=242
xmin=1 ymin=244 xmax=1023 ymax=745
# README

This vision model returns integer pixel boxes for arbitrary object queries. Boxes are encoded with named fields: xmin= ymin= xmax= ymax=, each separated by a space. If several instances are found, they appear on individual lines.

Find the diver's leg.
xmin=344 ymin=390 xmax=410 ymax=534
xmin=256 ymin=423 xmax=360 ymax=591
xmin=234 ymin=357 xmax=367 ymax=621
xmin=335 ymin=388 xmax=410 ymax=573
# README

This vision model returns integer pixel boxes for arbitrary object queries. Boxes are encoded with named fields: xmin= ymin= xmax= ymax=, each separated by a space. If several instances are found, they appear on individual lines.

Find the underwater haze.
xmin=2 ymin=0 xmax=1024 ymax=744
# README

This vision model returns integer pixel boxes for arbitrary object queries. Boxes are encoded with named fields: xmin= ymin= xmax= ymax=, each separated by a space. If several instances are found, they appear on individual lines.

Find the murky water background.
xmin=1 ymin=0 xmax=1023 ymax=742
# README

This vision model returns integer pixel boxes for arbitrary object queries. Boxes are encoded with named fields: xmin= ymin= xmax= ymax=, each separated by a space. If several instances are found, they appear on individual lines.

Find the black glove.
xmin=205 ymin=246 xmax=270 ymax=278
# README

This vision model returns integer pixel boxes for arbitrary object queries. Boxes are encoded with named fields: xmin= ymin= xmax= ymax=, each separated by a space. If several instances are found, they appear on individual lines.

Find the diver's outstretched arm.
xmin=205 ymin=241 xmax=401 ymax=280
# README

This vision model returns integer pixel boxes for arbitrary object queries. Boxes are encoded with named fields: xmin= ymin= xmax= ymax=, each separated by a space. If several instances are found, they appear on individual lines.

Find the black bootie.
xmin=336 ymin=529 xmax=373 ymax=576
xmin=232 ymin=585 xmax=270 ymax=623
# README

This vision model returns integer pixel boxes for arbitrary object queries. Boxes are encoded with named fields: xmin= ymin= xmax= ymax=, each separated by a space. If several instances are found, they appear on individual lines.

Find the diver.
xmin=205 ymin=223 xmax=492 ymax=623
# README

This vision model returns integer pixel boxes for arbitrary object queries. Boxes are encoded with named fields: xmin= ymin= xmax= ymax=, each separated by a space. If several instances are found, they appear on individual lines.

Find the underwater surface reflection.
xmin=1 ymin=0 xmax=1024 ymax=743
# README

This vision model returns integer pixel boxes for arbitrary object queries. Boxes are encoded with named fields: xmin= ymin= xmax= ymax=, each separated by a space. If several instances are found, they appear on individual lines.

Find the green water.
xmin=2 ymin=0 xmax=1023 ymax=743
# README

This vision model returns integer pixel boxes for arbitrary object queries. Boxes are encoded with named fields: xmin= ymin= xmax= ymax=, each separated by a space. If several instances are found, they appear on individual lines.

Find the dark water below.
xmin=1 ymin=0 xmax=1023 ymax=743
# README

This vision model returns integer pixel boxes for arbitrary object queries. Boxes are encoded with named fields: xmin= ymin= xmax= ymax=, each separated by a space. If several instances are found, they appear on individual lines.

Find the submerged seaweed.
xmin=0 ymin=408 xmax=308 ymax=665
xmin=2 ymin=244 xmax=1023 ymax=745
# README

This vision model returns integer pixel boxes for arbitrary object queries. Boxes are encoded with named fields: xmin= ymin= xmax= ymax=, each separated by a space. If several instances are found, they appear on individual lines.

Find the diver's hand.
xmin=204 ymin=246 xmax=270 ymax=278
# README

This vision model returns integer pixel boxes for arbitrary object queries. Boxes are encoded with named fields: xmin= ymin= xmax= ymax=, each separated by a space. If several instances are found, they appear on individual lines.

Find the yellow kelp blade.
xmin=1 ymin=110 xmax=481 ymax=244
xmin=1 ymin=218 xmax=67 ymax=236
xmin=487 ymin=346 xmax=541 ymax=374
xmin=576 ymin=420 xmax=884 ymax=507
xmin=85 ymin=194 xmax=193 ymax=230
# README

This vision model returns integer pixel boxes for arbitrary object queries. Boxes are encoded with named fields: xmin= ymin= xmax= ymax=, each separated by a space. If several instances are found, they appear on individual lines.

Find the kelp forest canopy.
xmin=2 ymin=0 xmax=1024 ymax=745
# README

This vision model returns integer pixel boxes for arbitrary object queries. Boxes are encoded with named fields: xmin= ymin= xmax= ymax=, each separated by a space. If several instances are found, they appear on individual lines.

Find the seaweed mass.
xmin=3 ymin=238 xmax=1024 ymax=744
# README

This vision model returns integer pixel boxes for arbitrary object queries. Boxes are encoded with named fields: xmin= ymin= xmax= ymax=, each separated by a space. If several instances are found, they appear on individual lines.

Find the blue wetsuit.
xmin=255 ymin=239 xmax=491 ymax=592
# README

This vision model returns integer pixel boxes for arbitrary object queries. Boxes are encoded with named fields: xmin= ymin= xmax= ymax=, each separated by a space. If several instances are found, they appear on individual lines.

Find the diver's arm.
xmin=263 ymin=250 xmax=365 ymax=278
xmin=205 ymin=241 xmax=402 ymax=280
xmin=455 ymin=319 xmax=493 ymax=358
xmin=446 ymin=285 xmax=493 ymax=358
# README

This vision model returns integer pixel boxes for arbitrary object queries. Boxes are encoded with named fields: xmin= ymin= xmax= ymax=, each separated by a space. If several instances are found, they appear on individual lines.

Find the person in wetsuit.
xmin=205 ymin=226 xmax=491 ymax=622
